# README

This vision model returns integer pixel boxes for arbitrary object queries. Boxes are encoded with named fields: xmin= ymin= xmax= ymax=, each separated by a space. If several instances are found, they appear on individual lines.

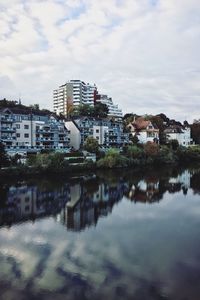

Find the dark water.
xmin=0 ymin=167 xmax=200 ymax=300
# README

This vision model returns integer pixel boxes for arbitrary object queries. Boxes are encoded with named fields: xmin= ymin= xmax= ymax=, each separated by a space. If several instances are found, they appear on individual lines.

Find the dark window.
xmin=25 ymin=206 xmax=30 ymax=212
xmin=16 ymin=124 xmax=20 ymax=129
xmin=16 ymin=133 xmax=20 ymax=138
xmin=24 ymin=133 xmax=29 ymax=138
xmin=24 ymin=125 xmax=29 ymax=129
xmin=96 ymin=129 xmax=99 ymax=133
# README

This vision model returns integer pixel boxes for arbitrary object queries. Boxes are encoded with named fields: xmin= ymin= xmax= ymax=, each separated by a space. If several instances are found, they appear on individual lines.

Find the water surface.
xmin=0 ymin=167 xmax=200 ymax=300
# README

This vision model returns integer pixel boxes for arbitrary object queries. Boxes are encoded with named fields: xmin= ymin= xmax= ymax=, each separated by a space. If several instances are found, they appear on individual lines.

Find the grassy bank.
xmin=1 ymin=144 xmax=200 ymax=178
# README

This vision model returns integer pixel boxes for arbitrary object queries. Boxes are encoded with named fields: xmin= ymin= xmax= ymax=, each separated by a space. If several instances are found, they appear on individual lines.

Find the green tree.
xmin=168 ymin=139 xmax=179 ymax=151
xmin=0 ymin=142 xmax=9 ymax=168
xmin=84 ymin=136 xmax=99 ymax=153
xmin=93 ymin=103 xmax=108 ymax=118
xmin=97 ymin=148 xmax=129 ymax=168
xmin=127 ymin=145 xmax=144 ymax=159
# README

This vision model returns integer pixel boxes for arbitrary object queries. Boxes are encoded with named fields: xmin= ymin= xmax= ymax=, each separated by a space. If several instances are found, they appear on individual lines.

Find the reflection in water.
xmin=0 ymin=169 xmax=197 ymax=230
xmin=0 ymin=168 xmax=200 ymax=300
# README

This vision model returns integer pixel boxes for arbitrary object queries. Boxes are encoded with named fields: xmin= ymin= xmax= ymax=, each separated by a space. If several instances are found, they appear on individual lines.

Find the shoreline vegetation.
xmin=1 ymin=142 xmax=200 ymax=178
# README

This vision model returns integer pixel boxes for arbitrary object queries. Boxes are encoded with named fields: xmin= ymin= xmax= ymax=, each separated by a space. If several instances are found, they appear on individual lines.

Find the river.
xmin=0 ymin=166 xmax=200 ymax=300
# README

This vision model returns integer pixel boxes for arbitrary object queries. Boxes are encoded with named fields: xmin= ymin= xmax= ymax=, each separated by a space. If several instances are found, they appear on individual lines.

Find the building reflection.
xmin=0 ymin=169 xmax=199 ymax=230
xmin=60 ymin=181 xmax=127 ymax=231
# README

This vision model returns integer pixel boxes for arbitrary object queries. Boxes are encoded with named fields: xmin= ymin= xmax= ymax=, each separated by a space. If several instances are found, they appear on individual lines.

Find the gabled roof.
xmin=164 ymin=125 xmax=184 ymax=134
xmin=130 ymin=117 xmax=158 ymax=130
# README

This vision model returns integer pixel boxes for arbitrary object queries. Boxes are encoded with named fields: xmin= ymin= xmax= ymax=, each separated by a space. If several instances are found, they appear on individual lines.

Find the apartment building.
xmin=53 ymin=79 xmax=123 ymax=119
xmin=65 ymin=117 xmax=129 ymax=149
xmin=53 ymin=80 xmax=97 ymax=116
xmin=0 ymin=107 xmax=70 ymax=154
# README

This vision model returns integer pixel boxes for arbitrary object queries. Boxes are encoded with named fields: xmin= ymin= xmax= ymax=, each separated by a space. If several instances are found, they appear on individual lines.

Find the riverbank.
xmin=1 ymin=144 xmax=200 ymax=179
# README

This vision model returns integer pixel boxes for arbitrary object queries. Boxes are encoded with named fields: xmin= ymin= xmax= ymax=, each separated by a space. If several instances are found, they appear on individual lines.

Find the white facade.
xmin=165 ymin=127 xmax=193 ymax=147
xmin=65 ymin=120 xmax=81 ymax=150
xmin=128 ymin=120 xmax=159 ymax=144
xmin=53 ymin=80 xmax=96 ymax=116
xmin=15 ymin=119 xmax=45 ymax=147
xmin=93 ymin=125 xmax=109 ymax=145
xmin=136 ymin=131 xmax=159 ymax=144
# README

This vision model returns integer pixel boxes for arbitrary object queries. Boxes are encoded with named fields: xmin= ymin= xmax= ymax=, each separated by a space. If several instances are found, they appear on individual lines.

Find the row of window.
xmin=16 ymin=124 xmax=29 ymax=129
xmin=16 ymin=133 xmax=30 ymax=138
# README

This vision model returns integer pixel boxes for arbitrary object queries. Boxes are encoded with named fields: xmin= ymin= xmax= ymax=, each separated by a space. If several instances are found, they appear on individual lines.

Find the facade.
xmin=0 ymin=107 xmax=70 ymax=154
xmin=53 ymin=80 xmax=97 ymax=116
xmin=128 ymin=117 xmax=159 ymax=144
xmin=65 ymin=117 xmax=129 ymax=149
xmin=164 ymin=125 xmax=193 ymax=147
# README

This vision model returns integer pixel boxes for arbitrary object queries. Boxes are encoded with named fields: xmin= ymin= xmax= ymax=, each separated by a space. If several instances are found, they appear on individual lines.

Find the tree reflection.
xmin=0 ymin=167 xmax=200 ymax=230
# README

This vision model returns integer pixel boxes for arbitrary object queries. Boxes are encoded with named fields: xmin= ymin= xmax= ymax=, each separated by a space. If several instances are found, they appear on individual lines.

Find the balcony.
xmin=1 ymin=117 xmax=15 ymax=123
xmin=1 ymin=127 xmax=16 ymax=132
xmin=36 ymin=138 xmax=55 ymax=142
xmin=1 ymin=136 xmax=16 ymax=141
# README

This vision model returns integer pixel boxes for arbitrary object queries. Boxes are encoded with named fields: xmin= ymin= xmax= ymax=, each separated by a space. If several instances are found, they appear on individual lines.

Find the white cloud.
xmin=0 ymin=0 xmax=200 ymax=121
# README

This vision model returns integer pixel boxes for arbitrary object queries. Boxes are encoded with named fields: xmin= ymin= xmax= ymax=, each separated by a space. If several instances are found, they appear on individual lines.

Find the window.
xmin=16 ymin=124 xmax=20 ymax=129
xmin=24 ymin=133 xmax=29 ymax=138
xmin=25 ymin=206 xmax=30 ymax=212
xmin=24 ymin=124 xmax=29 ymax=129
xmin=96 ymin=129 xmax=99 ymax=133
xmin=16 ymin=133 xmax=20 ymax=138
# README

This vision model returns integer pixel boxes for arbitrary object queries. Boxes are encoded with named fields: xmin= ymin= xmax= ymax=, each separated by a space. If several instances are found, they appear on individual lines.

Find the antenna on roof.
xmin=19 ymin=93 xmax=22 ymax=105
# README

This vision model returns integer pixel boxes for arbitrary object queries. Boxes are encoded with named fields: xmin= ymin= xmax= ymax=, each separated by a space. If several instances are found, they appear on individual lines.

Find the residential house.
xmin=128 ymin=117 xmax=159 ymax=144
xmin=164 ymin=125 xmax=193 ymax=147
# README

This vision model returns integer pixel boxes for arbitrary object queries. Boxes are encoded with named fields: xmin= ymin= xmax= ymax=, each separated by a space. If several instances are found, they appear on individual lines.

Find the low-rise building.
xmin=128 ymin=117 xmax=159 ymax=144
xmin=164 ymin=125 xmax=193 ymax=147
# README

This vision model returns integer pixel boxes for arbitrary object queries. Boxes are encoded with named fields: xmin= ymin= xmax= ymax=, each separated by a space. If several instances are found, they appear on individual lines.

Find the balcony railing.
xmin=1 ymin=127 xmax=16 ymax=132
xmin=0 ymin=117 xmax=15 ymax=123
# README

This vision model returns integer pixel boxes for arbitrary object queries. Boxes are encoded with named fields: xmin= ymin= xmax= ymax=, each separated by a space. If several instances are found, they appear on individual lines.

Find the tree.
xmin=29 ymin=104 xmax=40 ymax=110
xmin=168 ymin=139 xmax=179 ymax=151
xmin=70 ymin=104 xmax=94 ymax=117
xmin=97 ymin=148 xmax=129 ymax=168
xmin=93 ymin=103 xmax=108 ymax=118
xmin=144 ymin=142 xmax=159 ymax=157
xmin=83 ymin=136 xmax=99 ymax=153
xmin=127 ymin=145 xmax=143 ymax=159
xmin=191 ymin=120 xmax=200 ymax=144
xmin=0 ymin=142 xmax=9 ymax=168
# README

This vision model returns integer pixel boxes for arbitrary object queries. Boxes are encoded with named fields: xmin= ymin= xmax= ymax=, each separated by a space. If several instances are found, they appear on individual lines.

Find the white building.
xmin=53 ymin=80 xmax=97 ymax=116
xmin=128 ymin=117 xmax=159 ymax=144
xmin=53 ymin=79 xmax=123 ymax=119
xmin=95 ymin=94 xmax=123 ymax=119
xmin=164 ymin=126 xmax=193 ymax=147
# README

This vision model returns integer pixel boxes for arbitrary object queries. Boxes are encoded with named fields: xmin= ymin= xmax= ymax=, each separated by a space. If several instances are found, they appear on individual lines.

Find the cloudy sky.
xmin=0 ymin=0 xmax=200 ymax=121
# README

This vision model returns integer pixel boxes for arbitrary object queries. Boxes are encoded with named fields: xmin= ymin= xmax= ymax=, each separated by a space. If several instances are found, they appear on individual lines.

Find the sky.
xmin=0 ymin=0 xmax=200 ymax=122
